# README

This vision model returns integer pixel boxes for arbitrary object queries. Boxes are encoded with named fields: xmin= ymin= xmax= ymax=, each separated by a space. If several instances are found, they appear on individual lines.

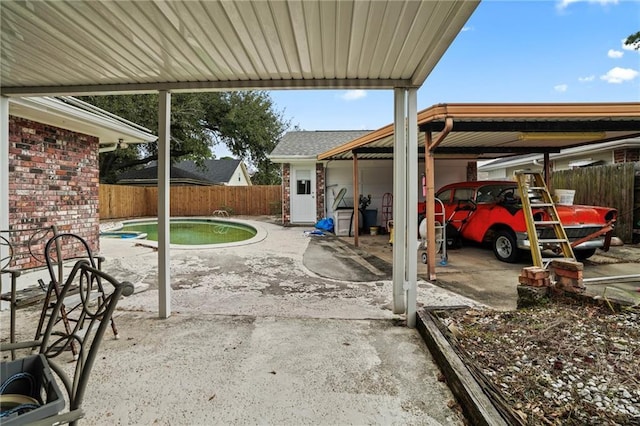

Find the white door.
xmin=290 ymin=164 xmax=316 ymax=223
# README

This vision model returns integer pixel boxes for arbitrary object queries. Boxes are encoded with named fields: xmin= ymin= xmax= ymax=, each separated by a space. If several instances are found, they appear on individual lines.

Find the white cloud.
xmin=578 ymin=75 xmax=595 ymax=82
xmin=461 ymin=26 xmax=473 ymax=32
xmin=607 ymin=49 xmax=623 ymax=58
xmin=554 ymin=84 xmax=568 ymax=92
xmin=622 ymin=38 xmax=640 ymax=53
xmin=556 ymin=0 xmax=618 ymax=10
xmin=600 ymin=67 xmax=639 ymax=83
xmin=341 ymin=90 xmax=367 ymax=101
xmin=556 ymin=0 xmax=578 ymax=9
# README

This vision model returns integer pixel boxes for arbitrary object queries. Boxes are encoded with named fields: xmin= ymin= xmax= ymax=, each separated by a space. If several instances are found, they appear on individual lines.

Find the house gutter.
xmin=9 ymin=97 xmax=157 ymax=146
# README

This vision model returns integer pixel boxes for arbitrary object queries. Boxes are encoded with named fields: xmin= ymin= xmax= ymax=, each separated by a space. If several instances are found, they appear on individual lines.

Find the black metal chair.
xmin=1 ymin=226 xmax=59 ymax=360
xmin=1 ymin=233 xmax=134 ymax=425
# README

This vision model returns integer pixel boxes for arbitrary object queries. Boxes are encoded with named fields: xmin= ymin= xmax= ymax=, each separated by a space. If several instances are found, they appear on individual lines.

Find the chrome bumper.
xmin=516 ymin=232 xmax=607 ymax=251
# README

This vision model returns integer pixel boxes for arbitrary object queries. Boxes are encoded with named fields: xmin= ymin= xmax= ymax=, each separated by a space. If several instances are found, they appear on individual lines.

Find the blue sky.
xmin=216 ymin=0 xmax=639 ymax=156
xmin=274 ymin=0 xmax=639 ymax=129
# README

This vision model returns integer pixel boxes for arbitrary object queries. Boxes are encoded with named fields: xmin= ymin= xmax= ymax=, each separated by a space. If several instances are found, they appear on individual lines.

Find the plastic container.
xmin=369 ymin=226 xmax=379 ymax=236
xmin=364 ymin=209 xmax=378 ymax=229
xmin=0 ymin=354 xmax=64 ymax=425
xmin=333 ymin=209 xmax=353 ymax=236
xmin=554 ymin=189 xmax=576 ymax=205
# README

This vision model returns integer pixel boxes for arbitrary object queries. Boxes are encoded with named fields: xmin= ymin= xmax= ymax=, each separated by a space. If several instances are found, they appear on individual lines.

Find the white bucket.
xmin=554 ymin=189 xmax=575 ymax=206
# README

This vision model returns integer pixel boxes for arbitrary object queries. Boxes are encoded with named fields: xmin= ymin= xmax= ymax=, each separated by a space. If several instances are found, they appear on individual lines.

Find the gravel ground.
xmin=438 ymin=300 xmax=640 ymax=425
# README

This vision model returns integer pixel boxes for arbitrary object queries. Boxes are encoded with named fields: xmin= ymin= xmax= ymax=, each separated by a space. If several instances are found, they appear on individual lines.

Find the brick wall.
xmin=614 ymin=148 xmax=640 ymax=163
xmin=316 ymin=163 xmax=325 ymax=220
xmin=466 ymin=161 xmax=478 ymax=181
xmin=7 ymin=116 xmax=100 ymax=268
xmin=282 ymin=163 xmax=291 ymax=224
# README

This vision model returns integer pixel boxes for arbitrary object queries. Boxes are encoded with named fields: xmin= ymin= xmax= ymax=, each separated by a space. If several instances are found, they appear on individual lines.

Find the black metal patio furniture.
xmin=1 ymin=233 xmax=134 ymax=425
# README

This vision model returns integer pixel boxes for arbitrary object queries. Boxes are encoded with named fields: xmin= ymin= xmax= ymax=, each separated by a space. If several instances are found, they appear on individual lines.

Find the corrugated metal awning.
xmin=318 ymin=102 xmax=640 ymax=160
xmin=0 ymin=0 xmax=479 ymax=96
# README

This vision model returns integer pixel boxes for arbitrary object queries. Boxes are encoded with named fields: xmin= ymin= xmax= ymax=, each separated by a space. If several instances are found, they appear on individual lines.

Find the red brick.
xmin=551 ymin=259 xmax=583 ymax=271
xmin=8 ymin=116 xmax=99 ymax=269
xmin=518 ymin=276 xmax=533 ymax=285
xmin=555 ymin=275 xmax=585 ymax=290
xmin=554 ymin=269 xmax=583 ymax=280
xmin=524 ymin=266 xmax=549 ymax=280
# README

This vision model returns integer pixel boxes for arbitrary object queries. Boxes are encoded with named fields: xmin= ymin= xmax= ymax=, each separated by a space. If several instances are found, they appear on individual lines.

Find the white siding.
xmin=324 ymin=159 xmax=469 ymax=225
xmin=553 ymin=151 xmax=612 ymax=170
xmin=227 ymin=165 xmax=250 ymax=186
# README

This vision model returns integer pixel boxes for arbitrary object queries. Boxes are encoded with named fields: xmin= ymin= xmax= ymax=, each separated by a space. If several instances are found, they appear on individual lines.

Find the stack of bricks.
xmin=518 ymin=266 xmax=551 ymax=287
xmin=551 ymin=259 xmax=585 ymax=293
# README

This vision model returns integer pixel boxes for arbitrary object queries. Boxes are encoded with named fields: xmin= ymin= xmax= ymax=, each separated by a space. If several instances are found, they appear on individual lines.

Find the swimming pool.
xmin=104 ymin=218 xmax=266 ymax=248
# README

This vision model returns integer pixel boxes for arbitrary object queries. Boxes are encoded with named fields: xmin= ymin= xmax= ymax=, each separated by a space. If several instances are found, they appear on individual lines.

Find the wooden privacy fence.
xmin=99 ymin=185 xmax=282 ymax=220
xmin=552 ymin=162 xmax=639 ymax=243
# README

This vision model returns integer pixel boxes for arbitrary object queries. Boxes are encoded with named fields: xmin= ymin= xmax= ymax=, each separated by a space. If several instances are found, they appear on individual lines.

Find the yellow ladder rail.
xmin=514 ymin=170 xmax=576 ymax=268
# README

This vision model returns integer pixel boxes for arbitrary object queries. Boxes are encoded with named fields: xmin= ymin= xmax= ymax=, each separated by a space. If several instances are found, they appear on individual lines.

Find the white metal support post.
xmin=353 ymin=153 xmax=359 ymax=247
xmin=425 ymin=132 xmax=437 ymax=281
xmin=392 ymin=89 xmax=407 ymax=315
xmin=0 ymin=97 xmax=9 ymax=233
xmin=405 ymin=88 xmax=418 ymax=328
xmin=158 ymin=91 xmax=171 ymax=318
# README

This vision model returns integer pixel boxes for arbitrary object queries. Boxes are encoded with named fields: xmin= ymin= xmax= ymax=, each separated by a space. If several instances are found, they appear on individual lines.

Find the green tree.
xmin=624 ymin=31 xmax=640 ymax=50
xmin=82 ymin=91 xmax=289 ymax=184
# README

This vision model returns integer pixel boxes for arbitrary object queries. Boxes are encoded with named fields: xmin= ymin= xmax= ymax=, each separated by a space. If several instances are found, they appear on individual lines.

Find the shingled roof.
xmin=117 ymin=158 xmax=249 ymax=186
xmin=269 ymin=130 xmax=372 ymax=160
xmin=176 ymin=159 xmax=244 ymax=184
xmin=117 ymin=166 xmax=213 ymax=186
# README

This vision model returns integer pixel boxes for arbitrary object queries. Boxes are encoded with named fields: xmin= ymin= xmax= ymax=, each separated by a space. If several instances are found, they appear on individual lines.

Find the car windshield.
xmin=476 ymin=184 xmax=518 ymax=203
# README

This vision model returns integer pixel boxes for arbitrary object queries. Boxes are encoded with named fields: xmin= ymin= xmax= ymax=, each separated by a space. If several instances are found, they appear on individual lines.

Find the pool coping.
xmin=100 ymin=217 xmax=268 ymax=250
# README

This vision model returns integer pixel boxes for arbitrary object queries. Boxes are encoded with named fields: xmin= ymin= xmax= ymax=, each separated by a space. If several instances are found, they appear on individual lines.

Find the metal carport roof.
xmin=0 ymin=0 xmax=479 ymax=95
xmin=318 ymin=102 xmax=640 ymax=161
xmin=1 ymin=0 xmax=481 ymax=324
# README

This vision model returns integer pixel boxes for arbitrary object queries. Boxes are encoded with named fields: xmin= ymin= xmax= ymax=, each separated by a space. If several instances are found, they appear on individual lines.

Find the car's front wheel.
xmin=492 ymin=229 xmax=521 ymax=263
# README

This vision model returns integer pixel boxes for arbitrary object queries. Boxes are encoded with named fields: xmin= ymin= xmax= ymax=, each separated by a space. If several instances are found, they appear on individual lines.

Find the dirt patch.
xmin=435 ymin=300 xmax=640 ymax=425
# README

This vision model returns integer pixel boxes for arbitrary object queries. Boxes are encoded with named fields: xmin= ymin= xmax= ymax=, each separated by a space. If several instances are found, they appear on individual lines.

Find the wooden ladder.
xmin=514 ymin=170 xmax=576 ymax=268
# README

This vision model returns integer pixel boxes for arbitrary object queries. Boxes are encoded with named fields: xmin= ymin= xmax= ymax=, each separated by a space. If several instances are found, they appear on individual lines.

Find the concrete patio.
xmin=2 ymin=218 xmax=482 ymax=425
xmin=342 ymin=231 xmax=640 ymax=311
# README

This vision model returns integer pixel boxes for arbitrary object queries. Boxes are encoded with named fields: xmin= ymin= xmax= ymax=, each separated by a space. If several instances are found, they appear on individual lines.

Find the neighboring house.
xmin=116 ymin=159 xmax=252 ymax=186
xmin=116 ymin=166 xmax=214 ymax=186
xmin=269 ymin=130 xmax=473 ymax=227
xmin=5 ymin=96 xmax=156 ymax=267
xmin=479 ymin=138 xmax=640 ymax=180
xmin=268 ymin=130 xmax=371 ymax=225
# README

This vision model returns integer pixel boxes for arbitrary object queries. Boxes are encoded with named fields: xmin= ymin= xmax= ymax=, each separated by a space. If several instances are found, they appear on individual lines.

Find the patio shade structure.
xmin=1 ymin=0 xmax=481 ymax=327
xmin=317 ymin=102 xmax=640 ymax=280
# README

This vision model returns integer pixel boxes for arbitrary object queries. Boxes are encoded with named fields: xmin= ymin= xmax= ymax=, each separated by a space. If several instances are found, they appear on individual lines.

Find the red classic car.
xmin=431 ymin=180 xmax=617 ymax=263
